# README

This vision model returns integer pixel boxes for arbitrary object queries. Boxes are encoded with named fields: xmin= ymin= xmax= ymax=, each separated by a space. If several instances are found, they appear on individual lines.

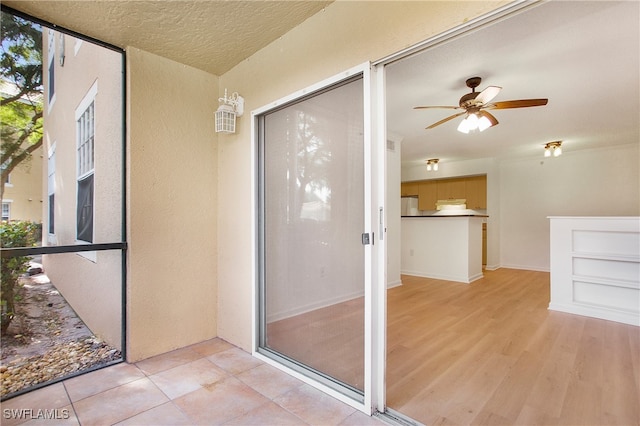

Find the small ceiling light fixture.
xmin=457 ymin=110 xmax=497 ymax=134
xmin=544 ymin=141 xmax=562 ymax=157
xmin=426 ymin=158 xmax=439 ymax=171
xmin=215 ymin=89 xmax=244 ymax=133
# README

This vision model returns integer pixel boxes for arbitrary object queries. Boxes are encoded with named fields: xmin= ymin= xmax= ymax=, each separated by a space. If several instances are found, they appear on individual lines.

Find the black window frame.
xmin=0 ymin=4 xmax=128 ymax=401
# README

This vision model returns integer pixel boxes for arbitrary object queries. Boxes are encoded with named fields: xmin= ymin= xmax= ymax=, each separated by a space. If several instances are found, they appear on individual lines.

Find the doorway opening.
xmin=381 ymin=1 xmax=639 ymax=424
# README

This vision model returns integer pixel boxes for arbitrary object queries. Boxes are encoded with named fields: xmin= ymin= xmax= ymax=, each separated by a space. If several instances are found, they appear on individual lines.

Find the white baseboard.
xmin=268 ymin=280 xmax=404 ymax=323
xmin=387 ymin=280 xmax=402 ymax=289
xmin=267 ymin=290 xmax=364 ymax=323
xmin=400 ymin=270 xmax=479 ymax=284
xmin=549 ymin=302 xmax=640 ymax=327
xmin=498 ymin=263 xmax=550 ymax=272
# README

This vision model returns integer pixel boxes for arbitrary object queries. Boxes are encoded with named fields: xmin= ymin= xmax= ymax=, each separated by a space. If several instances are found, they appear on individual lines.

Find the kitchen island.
xmin=401 ymin=214 xmax=486 ymax=283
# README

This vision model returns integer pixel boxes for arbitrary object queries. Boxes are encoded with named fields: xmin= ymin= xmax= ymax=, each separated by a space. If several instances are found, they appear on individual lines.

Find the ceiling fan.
xmin=414 ymin=77 xmax=548 ymax=133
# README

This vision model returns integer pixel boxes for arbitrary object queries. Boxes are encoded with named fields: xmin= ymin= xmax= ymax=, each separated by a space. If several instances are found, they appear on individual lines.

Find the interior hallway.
xmin=1 ymin=338 xmax=383 ymax=426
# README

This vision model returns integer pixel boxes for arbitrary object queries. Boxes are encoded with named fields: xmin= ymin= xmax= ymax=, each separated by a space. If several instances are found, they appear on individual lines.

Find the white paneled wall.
xmin=549 ymin=216 xmax=640 ymax=326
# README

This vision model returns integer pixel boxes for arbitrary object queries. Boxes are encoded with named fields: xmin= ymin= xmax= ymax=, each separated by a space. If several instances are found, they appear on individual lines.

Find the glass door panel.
xmin=258 ymin=75 xmax=366 ymax=395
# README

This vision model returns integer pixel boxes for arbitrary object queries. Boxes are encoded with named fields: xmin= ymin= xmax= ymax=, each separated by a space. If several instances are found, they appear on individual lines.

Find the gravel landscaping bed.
xmin=1 ymin=337 xmax=121 ymax=397
xmin=1 ymin=267 xmax=122 ymax=398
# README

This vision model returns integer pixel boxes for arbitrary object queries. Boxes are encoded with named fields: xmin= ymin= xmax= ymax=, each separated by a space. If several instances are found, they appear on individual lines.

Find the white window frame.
xmin=47 ymin=28 xmax=56 ymax=112
xmin=75 ymin=81 xmax=98 ymax=261
xmin=1 ymin=201 xmax=11 ymax=221
xmin=74 ymin=39 xmax=83 ymax=56
xmin=58 ymin=33 xmax=65 ymax=66
xmin=47 ymin=143 xmax=57 ymax=244
xmin=77 ymin=102 xmax=95 ymax=179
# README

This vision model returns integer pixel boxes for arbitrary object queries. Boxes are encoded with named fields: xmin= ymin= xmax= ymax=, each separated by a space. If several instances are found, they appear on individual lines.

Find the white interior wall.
xmin=386 ymin=137 xmax=402 ymax=287
xmin=499 ymin=143 xmax=640 ymax=271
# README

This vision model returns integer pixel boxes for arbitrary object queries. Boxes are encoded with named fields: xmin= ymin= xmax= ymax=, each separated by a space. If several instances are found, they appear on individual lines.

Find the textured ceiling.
xmin=2 ymin=0 xmax=332 ymax=75
xmin=386 ymin=1 xmax=639 ymax=165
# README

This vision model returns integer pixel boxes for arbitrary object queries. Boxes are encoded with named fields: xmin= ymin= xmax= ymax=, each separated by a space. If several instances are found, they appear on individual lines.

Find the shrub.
xmin=1 ymin=221 xmax=39 ymax=335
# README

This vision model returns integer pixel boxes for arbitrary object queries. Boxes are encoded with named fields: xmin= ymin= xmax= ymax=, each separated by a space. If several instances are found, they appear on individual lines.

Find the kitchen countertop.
xmin=402 ymin=210 xmax=488 ymax=218
xmin=402 ymin=214 xmax=488 ymax=218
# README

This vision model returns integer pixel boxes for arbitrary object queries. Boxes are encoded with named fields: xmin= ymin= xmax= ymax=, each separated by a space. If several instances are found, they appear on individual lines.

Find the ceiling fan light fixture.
xmin=544 ymin=141 xmax=562 ymax=157
xmin=477 ymin=115 xmax=493 ymax=132
xmin=457 ymin=112 xmax=492 ymax=134
xmin=417 ymin=76 xmax=547 ymax=134
xmin=457 ymin=118 xmax=471 ymax=134
xmin=467 ymin=113 xmax=479 ymax=129
xmin=457 ymin=113 xmax=478 ymax=133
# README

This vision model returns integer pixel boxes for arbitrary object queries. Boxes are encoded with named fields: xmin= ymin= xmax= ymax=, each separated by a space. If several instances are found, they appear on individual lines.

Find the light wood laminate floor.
xmin=387 ymin=269 xmax=640 ymax=425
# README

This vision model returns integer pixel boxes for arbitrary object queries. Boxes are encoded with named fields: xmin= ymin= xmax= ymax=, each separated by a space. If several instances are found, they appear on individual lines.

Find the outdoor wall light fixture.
xmin=544 ymin=141 xmax=562 ymax=157
xmin=426 ymin=158 xmax=439 ymax=171
xmin=215 ymin=89 xmax=244 ymax=133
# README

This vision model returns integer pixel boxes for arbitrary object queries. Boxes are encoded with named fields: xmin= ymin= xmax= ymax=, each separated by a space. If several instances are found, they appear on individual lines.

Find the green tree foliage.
xmin=1 ymin=11 xmax=43 ymax=201
xmin=0 ymin=220 xmax=39 ymax=335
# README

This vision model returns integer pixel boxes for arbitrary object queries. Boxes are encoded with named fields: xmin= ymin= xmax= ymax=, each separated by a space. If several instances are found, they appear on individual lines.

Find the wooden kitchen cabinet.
xmin=402 ymin=174 xmax=487 ymax=210
xmin=418 ymin=180 xmax=438 ymax=210
xmin=401 ymin=181 xmax=420 ymax=196
xmin=465 ymin=175 xmax=487 ymax=209
xmin=436 ymin=177 xmax=466 ymax=200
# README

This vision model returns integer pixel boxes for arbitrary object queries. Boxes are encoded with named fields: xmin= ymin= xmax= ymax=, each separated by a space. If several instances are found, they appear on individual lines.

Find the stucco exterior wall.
xmin=127 ymin=47 xmax=218 ymax=362
xmin=42 ymin=31 xmax=124 ymax=348
xmin=2 ymin=146 xmax=43 ymax=222
xmin=216 ymin=0 xmax=508 ymax=351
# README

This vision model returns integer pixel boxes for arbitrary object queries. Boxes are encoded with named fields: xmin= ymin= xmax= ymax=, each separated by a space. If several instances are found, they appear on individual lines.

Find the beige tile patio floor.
xmin=1 ymin=338 xmax=384 ymax=426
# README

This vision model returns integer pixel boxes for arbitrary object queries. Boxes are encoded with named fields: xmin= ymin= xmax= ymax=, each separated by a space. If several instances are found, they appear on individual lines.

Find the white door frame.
xmin=250 ymin=61 xmax=384 ymax=415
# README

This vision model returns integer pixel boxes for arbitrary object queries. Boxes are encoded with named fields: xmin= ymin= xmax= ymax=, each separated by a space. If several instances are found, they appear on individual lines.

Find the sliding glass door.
xmin=256 ymin=67 xmax=374 ymax=403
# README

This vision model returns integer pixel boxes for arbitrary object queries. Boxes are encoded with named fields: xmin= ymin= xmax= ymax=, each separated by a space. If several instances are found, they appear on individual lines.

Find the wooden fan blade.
xmin=475 ymin=86 xmax=501 ymax=105
xmin=414 ymin=105 xmax=461 ymax=110
xmin=487 ymin=99 xmax=548 ymax=109
xmin=426 ymin=111 xmax=467 ymax=129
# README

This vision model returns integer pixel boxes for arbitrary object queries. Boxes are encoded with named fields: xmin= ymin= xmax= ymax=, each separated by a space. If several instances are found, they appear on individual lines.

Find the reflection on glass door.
xmin=258 ymin=75 xmax=366 ymax=398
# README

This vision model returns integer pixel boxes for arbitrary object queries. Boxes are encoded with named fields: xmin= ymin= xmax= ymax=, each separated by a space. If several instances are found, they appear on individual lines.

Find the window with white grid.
xmin=77 ymin=102 xmax=95 ymax=178
xmin=47 ymin=29 xmax=56 ymax=106
xmin=1 ymin=202 xmax=10 ymax=221
xmin=48 ymin=145 xmax=56 ymax=235
xmin=75 ymin=82 xmax=97 ymax=244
